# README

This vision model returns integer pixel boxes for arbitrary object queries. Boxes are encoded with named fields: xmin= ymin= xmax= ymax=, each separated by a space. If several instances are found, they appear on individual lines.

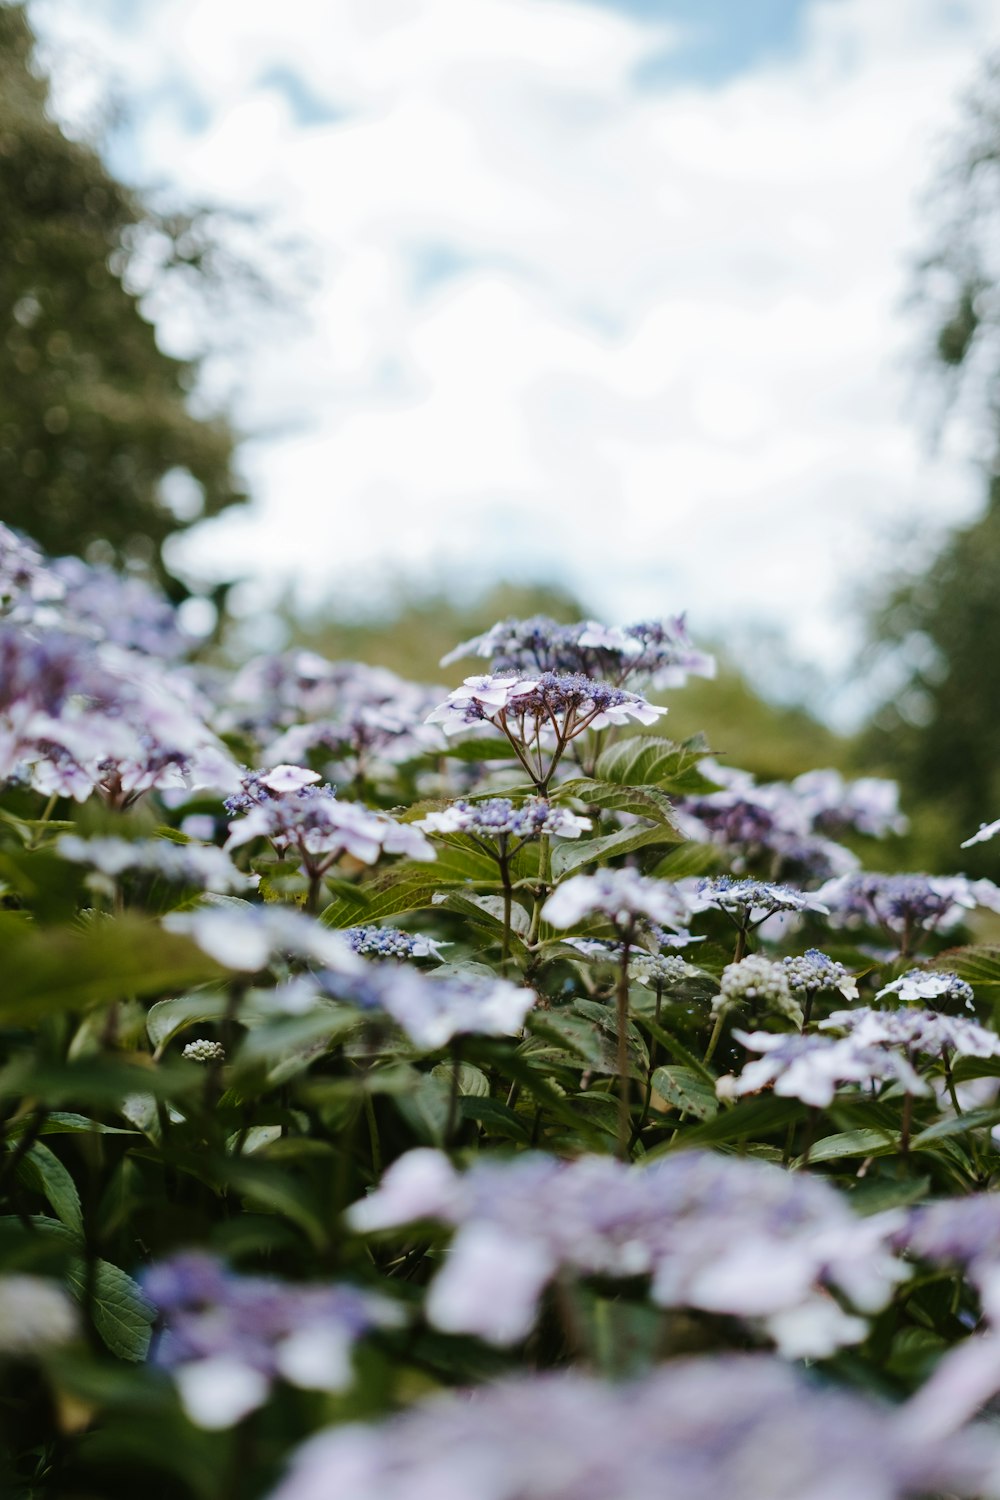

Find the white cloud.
xmin=29 ymin=0 xmax=1000 ymax=707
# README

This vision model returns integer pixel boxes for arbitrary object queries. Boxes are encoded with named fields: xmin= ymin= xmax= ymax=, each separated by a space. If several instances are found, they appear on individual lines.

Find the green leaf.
xmin=633 ymin=1014 xmax=718 ymax=1085
xmin=64 ymin=1257 xmax=157 ymax=1362
xmin=6 ymin=1111 xmax=138 ymax=1138
xmin=650 ymin=1065 xmax=719 ymax=1121
xmin=797 ymin=1128 xmax=898 ymax=1165
xmin=321 ymin=845 xmax=501 ymax=928
xmin=913 ymin=1105 xmax=1000 ymax=1146
xmin=15 ymin=1141 xmax=84 ymax=1236
xmin=650 ymin=843 xmax=725 ymax=880
xmin=430 ymin=1062 xmax=490 ymax=1098
xmin=662 ymin=1094 xmax=802 ymax=1151
xmin=459 ymin=1095 xmax=531 ymax=1142
xmin=593 ymin=735 xmax=708 ymax=791
xmin=934 ymin=945 xmax=1000 ymax=989
xmin=555 ymin=778 xmax=681 ymax=825
xmin=439 ymin=737 xmax=523 ymax=762
xmin=551 ymin=821 xmax=682 ymax=879
xmin=0 ymin=916 xmax=220 ymax=1022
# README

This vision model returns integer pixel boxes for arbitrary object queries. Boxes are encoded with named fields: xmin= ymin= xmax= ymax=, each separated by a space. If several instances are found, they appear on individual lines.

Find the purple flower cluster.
xmin=220 ymin=653 xmax=444 ymax=774
xmin=417 ymin=796 xmax=590 ymax=843
xmin=440 ymin=613 xmax=715 ymax=688
xmin=816 ymin=872 xmax=1000 ymax=941
xmin=347 ymin=1148 xmax=902 ymax=1354
xmin=281 ymin=964 xmax=536 ymax=1050
xmin=145 ymin=1253 xmax=400 ymax=1429
xmin=270 ymin=1356 xmax=999 ymax=1500
xmin=428 ymin=672 xmax=666 ymax=740
xmin=224 ymin=768 xmax=435 ymax=875
xmin=688 ymin=875 xmax=829 ymax=921
xmin=344 ymin=925 xmax=449 ymax=962
xmin=543 ymin=868 xmax=699 ymax=940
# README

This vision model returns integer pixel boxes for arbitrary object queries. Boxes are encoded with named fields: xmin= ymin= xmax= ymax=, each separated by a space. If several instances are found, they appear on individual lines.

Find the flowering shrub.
xmin=4 ymin=519 xmax=1000 ymax=1497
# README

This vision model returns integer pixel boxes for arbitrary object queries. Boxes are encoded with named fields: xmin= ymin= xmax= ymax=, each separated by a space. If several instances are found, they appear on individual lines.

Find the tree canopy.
xmin=0 ymin=2 xmax=245 ymax=589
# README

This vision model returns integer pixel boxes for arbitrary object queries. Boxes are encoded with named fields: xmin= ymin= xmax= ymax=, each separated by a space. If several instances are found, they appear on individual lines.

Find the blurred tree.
xmin=861 ymin=51 xmax=1000 ymax=875
xmin=0 ymin=1 xmax=245 ymax=591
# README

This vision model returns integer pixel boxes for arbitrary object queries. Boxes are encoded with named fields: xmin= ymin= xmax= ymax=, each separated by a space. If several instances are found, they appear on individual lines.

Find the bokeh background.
xmin=5 ymin=0 xmax=1000 ymax=871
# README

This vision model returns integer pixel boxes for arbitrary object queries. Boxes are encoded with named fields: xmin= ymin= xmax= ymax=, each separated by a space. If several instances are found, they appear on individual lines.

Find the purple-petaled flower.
xmin=782 ymin=949 xmax=859 ymax=999
xmin=816 ymin=872 xmax=1000 ymax=942
xmin=876 ymin=969 xmax=976 ymax=1011
xmin=49 ymin=555 xmax=189 ymax=659
xmin=0 ymin=524 xmax=63 ymax=622
xmin=163 ymin=904 xmax=362 ymax=975
xmin=145 ymin=1252 xmax=401 ymax=1429
xmin=283 ymin=964 xmax=536 ymax=1050
xmin=791 ymin=770 xmax=908 ymax=838
xmin=676 ymin=768 xmax=904 ymax=881
xmin=821 ymin=1007 xmax=1000 ymax=1061
xmin=344 ymin=926 xmax=449 ymax=962
xmin=347 ymin=1149 xmax=903 ymax=1354
xmin=895 ymin=1198 xmax=1000 ymax=1327
xmin=440 ymin=614 xmax=715 ymax=689
xmin=417 ymin=797 xmax=590 ymax=843
xmin=427 ymin=672 xmax=665 ymax=740
xmin=543 ymin=869 xmax=697 ymax=938
xmin=687 ymin=876 xmax=829 ymax=922
xmin=717 ymin=1029 xmax=931 ymax=1109
xmin=56 ymin=835 xmax=253 ymax=895
xmin=224 ymin=773 xmax=435 ymax=876
xmin=220 ymin=653 xmax=444 ymax=770
xmin=269 ymin=1356 xmax=1000 ymax=1500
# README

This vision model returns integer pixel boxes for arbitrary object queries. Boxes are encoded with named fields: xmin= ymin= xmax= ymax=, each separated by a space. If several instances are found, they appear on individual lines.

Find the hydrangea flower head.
xmin=690 ymin=876 xmax=829 ymax=920
xmin=269 ymin=1355 xmax=1000 ymax=1500
xmin=224 ymin=772 xmax=434 ymax=871
xmin=144 ymin=1252 xmax=400 ymax=1430
xmin=57 ymin=835 xmax=253 ymax=895
xmin=344 ymin=925 xmax=449 ymax=962
xmin=440 ymin=613 xmax=715 ymax=688
xmin=714 ymin=955 xmax=803 ymax=1026
xmin=543 ymin=868 xmax=696 ymax=935
xmin=347 ymin=1148 xmax=903 ymax=1355
xmin=417 ymin=797 xmax=590 ymax=842
xmin=876 ymin=969 xmax=976 ymax=1011
xmin=717 ymin=1029 xmax=931 ymax=1109
xmin=428 ymin=672 xmax=666 ymax=739
xmin=820 ymin=1007 xmax=1000 ymax=1061
xmin=782 ymin=949 xmax=859 ymax=999
xmin=290 ymin=964 xmax=536 ymax=1050
xmin=816 ymin=872 xmax=1000 ymax=938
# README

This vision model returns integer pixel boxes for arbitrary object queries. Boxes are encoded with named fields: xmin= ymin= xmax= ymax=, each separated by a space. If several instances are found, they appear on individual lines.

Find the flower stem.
xmin=615 ymin=927 xmax=633 ymax=1160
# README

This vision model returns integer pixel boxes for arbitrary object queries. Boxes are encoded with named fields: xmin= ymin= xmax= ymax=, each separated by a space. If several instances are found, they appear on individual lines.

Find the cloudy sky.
xmin=28 ymin=0 xmax=1000 ymax=709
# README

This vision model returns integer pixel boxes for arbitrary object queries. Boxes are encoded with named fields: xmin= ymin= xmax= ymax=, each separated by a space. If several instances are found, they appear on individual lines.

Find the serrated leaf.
xmin=555 ymin=778 xmax=681 ymax=825
xmin=15 ymin=1141 xmax=84 ymax=1236
xmin=593 ymin=735 xmax=707 ymax=791
xmin=934 ymin=945 xmax=1000 ymax=988
xmin=551 ymin=821 xmax=682 ymax=879
xmin=63 ymin=1257 xmax=157 ymax=1362
xmin=650 ymin=1065 xmax=719 ymax=1120
xmin=430 ymin=1061 xmax=490 ymax=1099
